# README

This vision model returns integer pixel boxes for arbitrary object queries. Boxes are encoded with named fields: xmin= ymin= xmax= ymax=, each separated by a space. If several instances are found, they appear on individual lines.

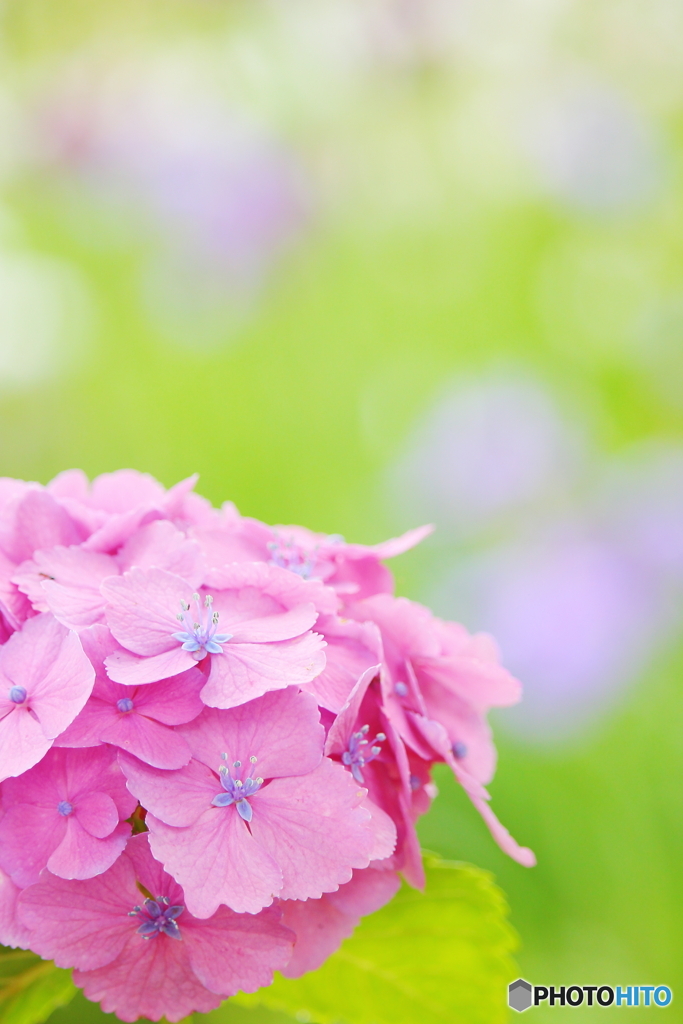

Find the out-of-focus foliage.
xmin=0 ymin=949 xmax=74 ymax=1024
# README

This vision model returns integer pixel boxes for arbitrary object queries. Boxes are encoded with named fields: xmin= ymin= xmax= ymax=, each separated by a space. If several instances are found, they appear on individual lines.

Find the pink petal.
xmin=360 ymin=524 xmax=434 ymax=560
xmin=47 ymin=819 xmax=130 ymax=880
xmin=90 ymin=470 xmax=166 ymax=513
xmin=0 ymin=804 xmax=66 ymax=887
xmin=131 ymin=667 xmax=205 ymax=725
xmin=250 ymin=759 xmax=376 ymax=901
xmin=17 ymin=854 xmax=137 ymax=970
xmin=0 ymin=866 xmax=29 ymax=949
xmin=228 ymin=604 xmax=319 ymax=644
xmin=0 ymin=489 xmax=84 ymax=564
xmin=147 ymin=809 xmax=283 ymax=917
xmin=280 ymin=867 xmax=400 ymax=978
xmin=74 ymin=791 xmax=119 ymax=839
xmin=360 ymin=795 xmax=397 ymax=862
xmin=200 ymin=632 xmax=326 ymax=710
xmin=101 ymin=713 xmax=193 ymax=770
xmin=184 ymin=904 xmax=294 ymax=995
xmin=74 ymin=934 xmax=220 ymax=1023
xmin=103 ymin=567 xmax=193 ymax=656
xmin=105 ymin=646 xmax=195 ymax=686
xmin=303 ymin=616 xmax=381 ymax=713
xmin=118 ymin=754 xmax=218 ymax=827
xmin=0 ymin=708 xmax=53 ymax=782
xmin=118 ymin=520 xmax=205 ymax=588
xmin=13 ymin=547 xmax=116 ymax=628
xmin=324 ymin=663 xmax=381 ymax=757
xmin=179 ymin=690 xmax=323 ymax=780
xmin=207 ymin=561 xmax=338 ymax=615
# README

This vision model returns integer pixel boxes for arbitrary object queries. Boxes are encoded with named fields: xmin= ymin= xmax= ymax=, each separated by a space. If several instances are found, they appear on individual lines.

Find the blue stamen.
xmin=57 ymin=801 xmax=73 ymax=816
xmin=341 ymin=725 xmax=386 ymax=785
xmin=267 ymin=538 xmax=314 ymax=579
xmin=130 ymin=897 xmax=184 ymax=940
xmin=394 ymin=682 xmax=409 ymax=698
xmin=172 ymin=593 xmax=232 ymax=661
xmin=409 ymin=775 xmax=421 ymax=791
xmin=212 ymin=754 xmax=263 ymax=820
xmin=452 ymin=741 xmax=467 ymax=759
xmin=8 ymin=686 xmax=26 ymax=704
xmin=117 ymin=697 xmax=134 ymax=713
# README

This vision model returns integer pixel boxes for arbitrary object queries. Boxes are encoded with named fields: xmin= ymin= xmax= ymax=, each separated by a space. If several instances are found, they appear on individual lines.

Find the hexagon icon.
xmin=509 ymin=978 xmax=533 ymax=1012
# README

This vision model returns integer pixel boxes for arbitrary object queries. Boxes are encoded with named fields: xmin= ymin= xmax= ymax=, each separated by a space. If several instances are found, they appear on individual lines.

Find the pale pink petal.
xmin=0 ymin=489 xmax=84 ymax=564
xmin=249 ymin=759 xmax=375 ymax=901
xmin=74 ymin=791 xmax=119 ymax=838
xmin=89 ymin=470 xmax=166 ymax=513
xmin=13 ymin=547 xmax=116 ymax=627
xmin=414 ymin=652 xmax=521 ymax=709
xmin=83 ymin=508 xmax=161 ymax=553
xmin=358 ymin=524 xmax=434 ymax=560
xmin=47 ymin=819 xmax=130 ymax=880
xmin=228 ymin=604 xmax=319 ymax=644
xmin=52 ymin=699 xmax=108 ymax=748
xmin=281 ymin=867 xmax=400 ymax=978
xmin=74 ymin=935 xmax=220 ymax=1023
xmin=207 ymin=561 xmax=338 ymax=615
xmin=179 ymin=690 xmax=323 ymax=780
xmin=118 ymin=520 xmax=205 ymax=588
xmin=101 ymin=713 xmax=193 ymax=769
xmin=105 ymin=646 xmax=195 ymax=686
xmin=200 ymin=632 xmax=326 ymax=710
xmin=147 ymin=810 xmax=283 ymax=917
xmin=118 ymin=754 xmax=218 ymax=827
xmin=103 ymin=567 xmax=193 ymax=656
xmin=47 ymin=468 xmax=90 ymax=501
xmin=17 ymin=854 xmax=137 ymax=969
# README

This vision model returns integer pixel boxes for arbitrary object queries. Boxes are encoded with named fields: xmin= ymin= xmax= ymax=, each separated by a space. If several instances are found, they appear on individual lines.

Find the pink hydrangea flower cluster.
xmin=0 ymin=470 xmax=534 ymax=1022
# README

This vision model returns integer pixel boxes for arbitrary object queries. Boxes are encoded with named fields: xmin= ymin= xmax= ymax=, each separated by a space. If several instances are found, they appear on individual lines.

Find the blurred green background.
xmin=1 ymin=0 xmax=682 ymax=1019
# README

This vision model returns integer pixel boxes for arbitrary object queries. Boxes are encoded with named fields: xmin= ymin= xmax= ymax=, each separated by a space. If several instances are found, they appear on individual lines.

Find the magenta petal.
xmin=200 ymin=632 xmax=326 ymax=710
xmin=250 ymin=759 xmax=376 ymax=901
xmin=0 ymin=805 xmax=66 ymax=887
xmin=52 ymin=698 xmax=108 ymax=748
xmin=179 ymin=690 xmax=323 ymax=780
xmin=119 ymin=754 xmax=217 ymax=827
xmin=0 ymin=866 xmax=30 ymax=949
xmin=105 ymin=646 xmax=195 ymax=686
xmin=103 ymin=567 xmax=194 ymax=656
xmin=47 ymin=818 xmax=130 ymax=880
xmin=74 ymin=791 xmax=119 ymax=839
xmin=17 ymin=853 xmax=137 ymax=970
xmin=101 ymin=713 xmax=193 ymax=769
xmin=74 ymin=935 xmax=220 ymax=1023
xmin=184 ymin=904 xmax=293 ymax=995
xmin=147 ymin=810 xmax=283 ymax=917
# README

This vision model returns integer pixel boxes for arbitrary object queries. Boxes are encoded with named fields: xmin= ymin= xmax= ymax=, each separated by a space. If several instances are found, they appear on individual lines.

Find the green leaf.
xmin=220 ymin=857 xmax=518 ymax=1024
xmin=0 ymin=948 xmax=76 ymax=1024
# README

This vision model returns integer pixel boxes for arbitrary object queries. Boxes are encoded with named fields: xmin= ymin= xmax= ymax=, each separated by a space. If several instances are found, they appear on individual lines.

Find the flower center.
xmin=451 ymin=741 xmax=467 ymax=759
xmin=129 ymin=896 xmax=184 ymax=940
xmin=267 ymin=538 xmax=314 ymax=579
xmin=8 ymin=686 xmax=27 ymax=704
xmin=172 ymin=593 xmax=232 ymax=661
xmin=341 ymin=725 xmax=386 ymax=784
xmin=211 ymin=755 xmax=263 ymax=823
xmin=117 ymin=697 xmax=134 ymax=713
xmin=57 ymin=801 xmax=73 ymax=816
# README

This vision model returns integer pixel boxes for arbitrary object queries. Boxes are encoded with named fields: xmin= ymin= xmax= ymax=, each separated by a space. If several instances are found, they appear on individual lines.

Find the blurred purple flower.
xmin=389 ymin=369 xmax=683 ymax=740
